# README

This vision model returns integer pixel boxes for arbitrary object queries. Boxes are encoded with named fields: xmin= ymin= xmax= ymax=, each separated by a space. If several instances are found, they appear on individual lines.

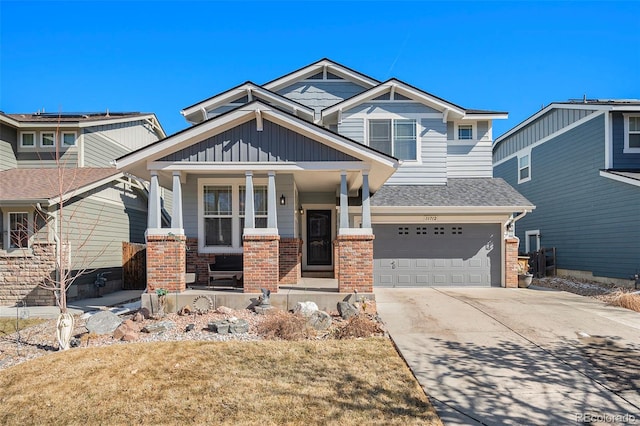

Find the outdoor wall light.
xmin=298 ymin=206 xmax=304 ymax=215
xmin=280 ymin=194 xmax=286 ymax=205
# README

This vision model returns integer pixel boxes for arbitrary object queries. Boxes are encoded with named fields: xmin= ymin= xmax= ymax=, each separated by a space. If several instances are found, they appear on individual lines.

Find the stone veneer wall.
xmin=505 ymin=237 xmax=519 ymax=288
xmin=0 ymin=243 xmax=57 ymax=306
xmin=146 ymin=234 xmax=186 ymax=293
xmin=243 ymin=234 xmax=279 ymax=293
xmin=279 ymin=238 xmax=301 ymax=285
xmin=335 ymin=234 xmax=374 ymax=293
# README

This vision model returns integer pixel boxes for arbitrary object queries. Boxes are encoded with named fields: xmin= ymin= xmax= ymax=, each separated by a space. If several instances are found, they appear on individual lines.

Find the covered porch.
xmin=115 ymin=101 xmax=398 ymax=297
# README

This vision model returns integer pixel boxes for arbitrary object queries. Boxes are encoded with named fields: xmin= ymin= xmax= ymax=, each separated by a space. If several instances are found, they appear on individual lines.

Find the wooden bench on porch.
xmin=208 ymin=255 xmax=244 ymax=288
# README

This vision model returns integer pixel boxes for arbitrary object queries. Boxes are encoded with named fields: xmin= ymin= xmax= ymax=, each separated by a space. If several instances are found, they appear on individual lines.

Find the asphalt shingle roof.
xmin=2 ymin=112 xmax=148 ymax=123
xmin=0 ymin=168 xmax=121 ymax=202
xmin=370 ymin=178 xmax=533 ymax=207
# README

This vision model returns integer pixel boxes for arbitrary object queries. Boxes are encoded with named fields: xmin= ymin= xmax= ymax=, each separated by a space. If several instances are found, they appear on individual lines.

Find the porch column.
xmin=339 ymin=171 xmax=349 ymax=232
xmin=361 ymin=171 xmax=372 ymax=230
xmin=148 ymin=171 xmax=161 ymax=229
xmin=267 ymin=171 xmax=277 ymax=230
xmin=244 ymin=171 xmax=255 ymax=229
xmin=171 ymin=171 xmax=183 ymax=230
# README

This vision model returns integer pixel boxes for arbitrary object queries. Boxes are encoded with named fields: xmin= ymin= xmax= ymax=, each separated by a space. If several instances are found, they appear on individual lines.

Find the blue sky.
xmin=1 ymin=1 xmax=638 ymax=138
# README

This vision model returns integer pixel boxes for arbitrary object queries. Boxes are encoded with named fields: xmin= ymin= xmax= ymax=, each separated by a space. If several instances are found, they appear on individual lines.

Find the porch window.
xmin=201 ymin=183 xmax=268 ymax=250
xmin=9 ymin=212 xmax=29 ymax=249
xmin=368 ymin=119 xmax=416 ymax=160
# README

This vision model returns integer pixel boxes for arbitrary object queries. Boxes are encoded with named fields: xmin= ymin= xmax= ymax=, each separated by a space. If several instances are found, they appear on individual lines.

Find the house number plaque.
xmin=424 ymin=216 xmax=438 ymax=222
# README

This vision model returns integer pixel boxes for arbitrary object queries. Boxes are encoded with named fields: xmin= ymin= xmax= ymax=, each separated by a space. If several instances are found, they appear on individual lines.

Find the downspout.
xmin=36 ymin=203 xmax=60 ymax=288
xmin=505 ymin=210 xmax=528 ymax=237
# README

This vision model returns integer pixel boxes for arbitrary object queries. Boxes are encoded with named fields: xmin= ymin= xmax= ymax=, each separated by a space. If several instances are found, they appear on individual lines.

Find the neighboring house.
xmin=0 ymin=112 xmax=166 ymax=306
xmin=493 ymin=99 xmax=640 ymax=284
xmin=116 ymin=59 xmax=533 ymax=295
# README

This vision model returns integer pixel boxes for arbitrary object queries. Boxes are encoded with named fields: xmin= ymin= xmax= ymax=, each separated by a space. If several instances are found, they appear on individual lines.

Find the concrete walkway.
xmin=0 ymin=290 xmax=143 ymax=319
xmin=375 ymin=287 xmax=640 ymax=425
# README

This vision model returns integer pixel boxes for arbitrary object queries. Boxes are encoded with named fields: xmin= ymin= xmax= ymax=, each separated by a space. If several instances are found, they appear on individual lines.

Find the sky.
xmin=1 ymin=1 xmax=638 ymax=138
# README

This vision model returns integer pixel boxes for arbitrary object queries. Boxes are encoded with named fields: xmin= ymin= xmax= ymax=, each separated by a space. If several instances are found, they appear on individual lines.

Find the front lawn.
xmin=0 ymin=338 xmax=441 ymax=425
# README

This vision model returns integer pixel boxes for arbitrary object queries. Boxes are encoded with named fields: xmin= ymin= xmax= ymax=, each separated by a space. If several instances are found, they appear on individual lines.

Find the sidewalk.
xmin=0 ymin=290 xmax=143 ymax=319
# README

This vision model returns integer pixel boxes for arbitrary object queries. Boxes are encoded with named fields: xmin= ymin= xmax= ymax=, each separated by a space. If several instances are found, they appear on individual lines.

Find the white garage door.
xmin=373 ymin=223 xmax=501 ymax=287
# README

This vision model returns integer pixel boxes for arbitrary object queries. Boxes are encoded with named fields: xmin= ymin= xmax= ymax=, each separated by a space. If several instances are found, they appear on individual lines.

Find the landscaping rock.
xmin=307 ymin=310 xmax=332 ymax=331
xmin=139 ymin=307 xmax=151 ymax=319
xmin=178 ymin=305 xmax=193 ymax=316
xmin=216 ymin=306 xmax=234 ymax=315
xmin=141 ymin=321 xmax=176 ymax=334
xmin=293 ymin=301 xmax=319 ymax=318
xmin=132 ymin=312 xmax=144 ymax=322
xmin=185 ymin=323 xmax=195 ymax=332
xmin=122 ymin=332 xmax=138 ymax=341
xmin=337 ymin=302 xmax=359 ymax=320
xmin=85 ymin=310 xmax=122 ymax=335
xmin=69 ymin=338 xmax=81 ymax=348
xmin=208 ymin=318 xmax=249 ymax=334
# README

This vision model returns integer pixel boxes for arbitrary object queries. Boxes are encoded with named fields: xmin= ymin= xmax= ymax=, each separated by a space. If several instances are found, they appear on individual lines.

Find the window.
xmin=368 ymin=119 xmax=417 ymax=160
xmin=62 ymin=132 xmax=77 ymax=147
xmin=9 ymin=212 xmax=29 ymax=249
xmin=201 ymin=182 xmax=268 ymax=251
xmin=41 ymin=132 xmax=55 ymax=147
xmin=20 ymin=132 xmax=35 ymax=147
xmin=458 ymin=124 xmax=473 ymax=140
xmin=625 ymin=115 xmax=640 ymax=152
xmin=518 ymin=152 xmax=531 ymax=183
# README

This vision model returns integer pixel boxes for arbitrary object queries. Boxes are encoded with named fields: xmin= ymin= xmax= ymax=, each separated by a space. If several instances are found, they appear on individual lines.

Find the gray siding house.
xmin=493 ymin=100 xmax=640 ymax=284
xmin=117 ymin=59 xmax=533 ymax=295
xmin=0 ymin=112 xmax=165 ymax=305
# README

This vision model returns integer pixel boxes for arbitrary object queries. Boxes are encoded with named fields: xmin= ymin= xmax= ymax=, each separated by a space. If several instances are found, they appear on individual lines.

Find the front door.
xmin=307 ymin=210 xmax=332 ymax=266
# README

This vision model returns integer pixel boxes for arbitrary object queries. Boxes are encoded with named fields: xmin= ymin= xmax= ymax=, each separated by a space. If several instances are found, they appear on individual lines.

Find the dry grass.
xmin=256 ymin=310 xmax=316 ymax=340
xmin=333 ymin=315 xmax=384 ymax=339
xmin=0 ymin=339 xmax=441 ymax=425
xmin=606 ymin=291 xmax=640 ymax=312
xmin=0 ymin=318 xmax=46 ymax=336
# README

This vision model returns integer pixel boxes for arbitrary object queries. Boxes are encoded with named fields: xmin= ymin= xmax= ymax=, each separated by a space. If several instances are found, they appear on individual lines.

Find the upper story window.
xmin=518 ymin=151 xmax=531 ymax=183
xmin=368 ymin=119 xmax=417 ymax=160
xmin=625 ymin=115 xmax=640 ymax=152
xmin=40 ymin=132 xmax=56 ymax=148
xmin=62 ymin=132 xmax=77 ymax=147
xmin=458 ymin=124 xmax=473 ymax=140
xmin=20 ymin=132 xmax=35 ymax=148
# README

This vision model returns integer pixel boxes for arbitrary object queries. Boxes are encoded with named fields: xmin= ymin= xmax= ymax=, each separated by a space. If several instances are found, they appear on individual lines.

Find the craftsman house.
xmin=493 ymin=99 xmax=640 ymax=284
xmin=0 ymin=112 xmax=165 ymax=305
xmin=116 ymin=59 xmax=533 ymax=295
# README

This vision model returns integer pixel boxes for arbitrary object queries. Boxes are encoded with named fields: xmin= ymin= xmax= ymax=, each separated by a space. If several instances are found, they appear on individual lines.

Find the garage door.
xmin=373 ymin=223 xmax=501 ymax=287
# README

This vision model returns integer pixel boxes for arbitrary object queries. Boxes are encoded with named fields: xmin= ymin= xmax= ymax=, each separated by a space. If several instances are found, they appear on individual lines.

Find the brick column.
xmin=279 ymin=238 xmax=301 ymax=285
xmin=146 ymin=234 xmax=186 ymax=293
xmin=243 ymin=234 xmax=280 ymax=293
xmin=336 ymin=234 xmax=374 ymax=293
xmin=505 ymin=237 xmax=519 ymax=288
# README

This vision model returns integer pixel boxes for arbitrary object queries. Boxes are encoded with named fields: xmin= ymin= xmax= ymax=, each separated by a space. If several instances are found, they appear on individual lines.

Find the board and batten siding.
xmin=160 ymin=119 xmax=358 ymax=163
xmin=277 ymin=81 xmax=367 ymax=118
xmin=493 ymin=108 xmax=597 ymax=163
xmin=495 ymin=114 xmax=640 ymax=279
xmin=85 ymin=120 xmax=160 ymax=152
xmin=181 ymin=173 xmax=297 ymax=240
xmin=611 ymin=112 xmax=640 ymax=169
xmin=0 ymin=124 xmax=17 ymax=170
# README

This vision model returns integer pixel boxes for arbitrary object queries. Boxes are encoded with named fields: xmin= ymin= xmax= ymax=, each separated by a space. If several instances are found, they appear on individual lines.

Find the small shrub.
xmin=333 ymin=315 xmax=383 ymax=339
xmin=256 ymin=311 xmax=315 ymax=341
xmin=608 ymin=291 xmax=640 ymax=313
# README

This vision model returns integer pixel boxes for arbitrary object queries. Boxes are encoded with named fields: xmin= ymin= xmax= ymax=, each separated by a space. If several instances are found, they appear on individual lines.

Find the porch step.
xmin=302 ymin=271 xmax=334 ymax=279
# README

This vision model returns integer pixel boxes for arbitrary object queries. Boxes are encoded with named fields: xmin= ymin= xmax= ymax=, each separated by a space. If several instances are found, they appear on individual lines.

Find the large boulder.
xmin=85 ymin=310 xmax=122 ymax=335
xmin=307 ymin=310 xmax=332 ymax=331
xmin=141 ymin=321 xmax=176 ymax=334
xmin=293 ymin=301 xmax=319 ymax=318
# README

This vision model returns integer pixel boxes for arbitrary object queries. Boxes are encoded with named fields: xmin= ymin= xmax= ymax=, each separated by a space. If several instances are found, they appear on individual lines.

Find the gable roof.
xmin=370 ymin=178 xmax=534 ymax=212
xmin=180 ymin=81 xmax=315 ymax=124
xmin=0 ymin=167 xmax=122 ymax=206
xmin=321 ymin=78 xmax=508 ymax=123
xmin=262 ymin=58 xmax=380 ymax=92
xmin=0 ymin=112 xmax=166 ymax=138
xmin=117 ymin=100 xmax=399 ymax=190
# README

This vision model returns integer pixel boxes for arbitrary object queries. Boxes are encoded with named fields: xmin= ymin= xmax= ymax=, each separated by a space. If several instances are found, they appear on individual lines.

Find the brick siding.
xmin=279 ymin=238 xmax=302 ymax=285
xmin=335 ymin=234 xmax=374 ymax=293
xmin=243 ymin=234 xmax=279 ymax=293
xmin=146 ymin=234 xmax=186 ymax=293
xmin=505 ymin=237 xmax=519 ymax=288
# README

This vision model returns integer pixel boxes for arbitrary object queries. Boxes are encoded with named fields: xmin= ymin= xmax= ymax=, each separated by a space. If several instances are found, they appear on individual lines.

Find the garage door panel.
xmin=373 ymin=223 xmax=501 ymax=287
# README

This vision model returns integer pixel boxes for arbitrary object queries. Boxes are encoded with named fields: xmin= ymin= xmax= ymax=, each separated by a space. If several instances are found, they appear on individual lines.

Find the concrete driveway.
xmin=375 ymin=287 xmax=640 ymax=425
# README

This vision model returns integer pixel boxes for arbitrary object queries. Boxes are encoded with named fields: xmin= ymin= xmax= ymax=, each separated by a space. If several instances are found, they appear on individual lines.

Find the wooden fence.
xmin=122 ymin=242 xmax=146 ymax=290
xmin=527 ymin=247 xmax=557 ymax=278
